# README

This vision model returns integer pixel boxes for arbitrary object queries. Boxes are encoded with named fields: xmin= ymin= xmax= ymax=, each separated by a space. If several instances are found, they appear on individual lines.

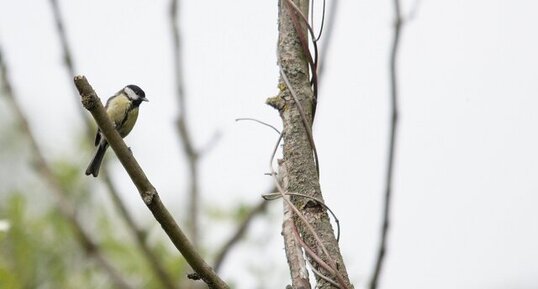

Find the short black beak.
xmin=142 ymin=98 xmax=149 ymax=102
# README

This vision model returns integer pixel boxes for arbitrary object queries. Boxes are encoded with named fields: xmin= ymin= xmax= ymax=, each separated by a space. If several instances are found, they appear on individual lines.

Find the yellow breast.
xmin=106 ymin=94 xmax=139 ymax=138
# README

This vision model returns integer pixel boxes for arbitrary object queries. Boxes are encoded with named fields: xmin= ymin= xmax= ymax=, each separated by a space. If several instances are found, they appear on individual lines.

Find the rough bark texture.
xmin=267 ymin=0 xmax=354 ymax=288
xmin=281 ymin=162 xmax=312 ymax=289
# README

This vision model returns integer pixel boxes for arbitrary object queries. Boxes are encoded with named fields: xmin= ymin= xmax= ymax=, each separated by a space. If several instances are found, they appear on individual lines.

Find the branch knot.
xmin=142 ymin=189 xmax=156 ymax=205
xmin=74 ymin=75 xmax=99 ymax=110
xmin=266 ymin=95 xmax=286 ymax=111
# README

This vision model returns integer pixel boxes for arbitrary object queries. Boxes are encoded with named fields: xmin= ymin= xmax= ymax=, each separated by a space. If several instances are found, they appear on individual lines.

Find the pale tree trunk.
xmin=267 ymin=0 xmax=354 ymax=288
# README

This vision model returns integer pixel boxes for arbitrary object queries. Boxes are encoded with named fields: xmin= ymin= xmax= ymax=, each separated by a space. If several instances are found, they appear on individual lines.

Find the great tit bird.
xmin=85 ymin=84 xmax=148 ymax=177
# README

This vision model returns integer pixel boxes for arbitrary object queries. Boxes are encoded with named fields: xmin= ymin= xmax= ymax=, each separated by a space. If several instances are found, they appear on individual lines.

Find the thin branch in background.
xmin=211 ymin=118 xmax=283 ymax=273
xmin=48 ymin=2 xmax=178 ymax=288
xmin=317 ymin=0 xmax=339 ymax=83
xmin=49 ymin=0 xmax=93 ymax=139
xmin=74 ymin=75 xmax=230 ymax=289
xmin=213 ymin=197 xmax=269 ymax=273
xmin=197 ymin=130 xmax=222 ymax=157
xmin=101 ymin=173 xmax=180 ymax=289
xmin=263 ymin=191 xmax=341 ymax=242
xmin=235 ymin=118 xmax=282 ymax=135
xmin=175 ymin=0 xmax=275 ymax=277
xmin=310 ymin=0 xmax=327 ymax=42
xmin=369 ymin=0 xmax=403 ymax=288
xmin=0 ymin=48 xmax=133 ymax=289
xmin=170 ymin=0 xmax=201 ymax=247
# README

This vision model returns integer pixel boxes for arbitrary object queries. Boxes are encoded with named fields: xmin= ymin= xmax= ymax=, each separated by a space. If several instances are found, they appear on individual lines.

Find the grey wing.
xmin=104 ymin=93 xmax=115 ymax=108
xmin=95 ymin=92 xmax=119 ymax=145
xmin=118 ymin=104 xmax=132 ymax=130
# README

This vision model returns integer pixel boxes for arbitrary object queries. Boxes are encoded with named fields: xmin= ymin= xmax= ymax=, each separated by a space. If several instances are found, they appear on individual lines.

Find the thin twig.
xmin=197 ymin=130 xmax=222 ymax=157
xmin=74 ymin=76 xmax=230 ymax=289
xmin=48 ymin=2 xmax=179 ymax=288
xmin=0 ymin=49 xmax=133 ymax=289
xmin=292 ymin=223 xmax=341 ymax=288
xmin=263 ymin=191 xmax=341 ymax=242
xmin=310 ymin=0 xmax=327 ymax=42
xmin=306 ymin=258 xmax=340 ymax=288
xmin=170 ymin=0 xmax=201 ymax=247
xmin=369 ymin=0 xmax=403 ymax=288
xmin=317 ymin=0 xmax=339 ymax=83
xmin=213 ymin=198 xmax=269 ymax=272
xmin=235 ymin=118 xmax=282 ymax=135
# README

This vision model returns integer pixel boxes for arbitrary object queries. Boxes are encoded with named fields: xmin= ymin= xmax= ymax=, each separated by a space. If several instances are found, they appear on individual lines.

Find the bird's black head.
xmin=124 ymin=84 xmax=148 ymax=105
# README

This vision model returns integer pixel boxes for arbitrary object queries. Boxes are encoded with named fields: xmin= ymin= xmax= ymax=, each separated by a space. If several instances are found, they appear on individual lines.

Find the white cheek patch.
xmin=124 ymin=87 xmax=139 ymax=100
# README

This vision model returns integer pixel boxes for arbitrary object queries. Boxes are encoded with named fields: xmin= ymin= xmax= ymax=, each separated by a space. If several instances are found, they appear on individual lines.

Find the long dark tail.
xmin=85 ymin=141 xmax=108 ymax=177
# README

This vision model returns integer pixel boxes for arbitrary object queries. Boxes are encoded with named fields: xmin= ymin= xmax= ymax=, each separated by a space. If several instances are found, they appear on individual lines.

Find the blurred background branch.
xmin=317 ymin=0 xmax=338 ymax=84
xmin=0 ymin=47 xmax=133 ymax=289
xmin=49 ymin=0 xmax=93 ymax=138
xmin=170 ymin=0 xmax=202 ymax=248
xmin=213 ymin=192 xmax=270 ymax=273
xmin=369 ymin=0 xmax=404 ymax=288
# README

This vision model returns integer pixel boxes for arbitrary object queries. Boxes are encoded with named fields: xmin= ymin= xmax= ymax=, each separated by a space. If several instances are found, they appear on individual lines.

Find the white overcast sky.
xmin=1 ymin=0 xmax=538 ymax=289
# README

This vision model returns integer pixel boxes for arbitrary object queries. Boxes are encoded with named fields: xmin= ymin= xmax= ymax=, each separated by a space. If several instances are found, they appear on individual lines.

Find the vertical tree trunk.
xmin=267 ymin=0 xmax=354 ymax=288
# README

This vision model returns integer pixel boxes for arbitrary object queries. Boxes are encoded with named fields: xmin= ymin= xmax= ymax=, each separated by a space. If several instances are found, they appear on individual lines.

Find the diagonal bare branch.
xmin=74 ymin=76 xmax=230 ymax=289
